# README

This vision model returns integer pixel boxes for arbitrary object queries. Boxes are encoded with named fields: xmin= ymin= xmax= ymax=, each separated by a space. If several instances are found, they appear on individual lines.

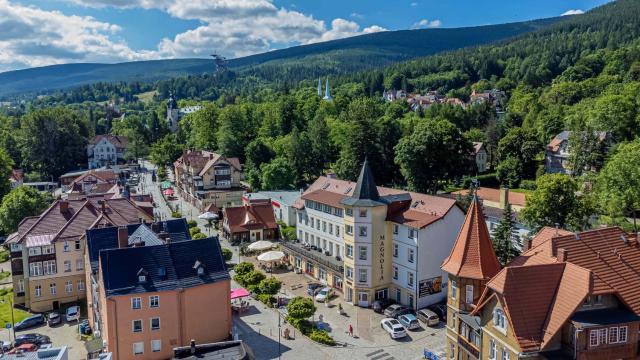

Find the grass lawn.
xmin=0 ymin=293 xmax=31 ymax=327
xmin=135 ymin=90 xmax=158 ymax=104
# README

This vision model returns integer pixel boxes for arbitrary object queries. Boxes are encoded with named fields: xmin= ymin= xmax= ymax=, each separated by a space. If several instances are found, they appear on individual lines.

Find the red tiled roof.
xmin=71 ymin=169 xmax=118 ymax=185
xmin=452 ymin=187 xmax=527 ymax=207
xmin=441 ymin=198 xmax=501 ymax=280
xmin=223 ymin=203 xmax=278 ymax=234
xmin=174 ymin=150 xmax=241 ymax=176
xmin=302 ymin=189 xmax=349 ymax=209
xmin=529 ymin=226 xmax=573 ymax=249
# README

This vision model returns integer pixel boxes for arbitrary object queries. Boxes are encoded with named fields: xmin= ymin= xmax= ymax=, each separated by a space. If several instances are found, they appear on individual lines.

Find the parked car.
xmin=380 ymin=318 xmax=407 ymax=339
xmin=307 ymin=283 xmax=323 ymax=296
xmin=13 ymin=314 xmax=45 ymax=331
xmin=65 ymin=306 xmax=80 ymax=322
xmin=427 ymin=303 xmax=447 ymax=322
xmin=14 ymin=334 xmax=50 ymax=347
xmin=398 ymin=314 xmax=421 ymax=330
xmin=47 ymin=312 xmax=61 ymax=326
xmin=383 ymin=304 xmax=405 ymax=318
xmin=7 ymin=343 xmax=38 ymax=354
xmin=417 ymin=309 xmax=440 ymax=326
xmin=372 ymin=298 xmax=396 ymax=313
xmin=314 ymin=287 xmax=333 ymax=302
xmin=1 ymin=340 xmax=12 ymax=352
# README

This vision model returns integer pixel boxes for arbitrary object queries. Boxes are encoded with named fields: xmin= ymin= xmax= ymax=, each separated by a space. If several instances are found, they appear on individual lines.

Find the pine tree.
xmin=492 ymin=204 xmax=518 ymax=264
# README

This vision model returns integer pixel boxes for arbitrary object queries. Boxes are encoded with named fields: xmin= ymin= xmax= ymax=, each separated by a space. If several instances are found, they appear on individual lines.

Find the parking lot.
xmin=0 ymin=320 xmax=87 ymax=358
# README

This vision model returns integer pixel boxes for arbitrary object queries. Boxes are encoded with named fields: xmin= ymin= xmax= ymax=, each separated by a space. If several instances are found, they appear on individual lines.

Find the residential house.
xmin=469 ymin=89 xmax=507 ymax=112
xmin=245 ymin=191 xmax=301 ymax=227
xmin=9 ymin=169 xmax=23 ymax=189
xmin=62 ymin=169 xmax=119 ymax=194
xmin=174 ymin=150 xmax=245 ymax=211
xmin=444 ymin=223 xmax=640 ymax=360
xmin=382 ymin=90 xmax=407 ymax=102
xmin=88 ymin=135 xmax=128 ymax=169
xmin=471 ymin=142 xmax=488 ymax=173
xmin=88 ymin=224 xmax=230 ymax=360
xmin=166 ymin=93 xmax=203 ymax=132
xmin=286 ymin=161 xmax=465 ymax=309
xmin=545 ymin=130 xmax=610 ymax=175
xmin=222 ymin=203 xmax=279 ymax=243
xmin=5 ymin=197 xmax=151 ymax=312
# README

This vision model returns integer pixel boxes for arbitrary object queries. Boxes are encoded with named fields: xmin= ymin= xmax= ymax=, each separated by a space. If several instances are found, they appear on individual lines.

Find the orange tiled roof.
xmin=529 ymin=226 xmax=573 ymax=249
xmin=441 ymin=198 xmax=501 ymax=280
xmin=452 ymin=187 xmax=527 ymax=207
xmin=223 ymin=203 xmax=278 ymax=234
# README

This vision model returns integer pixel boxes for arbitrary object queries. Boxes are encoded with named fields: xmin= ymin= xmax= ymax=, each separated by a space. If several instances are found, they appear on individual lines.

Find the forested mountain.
xmin=0 ymin=17 xmax=560 ymax=99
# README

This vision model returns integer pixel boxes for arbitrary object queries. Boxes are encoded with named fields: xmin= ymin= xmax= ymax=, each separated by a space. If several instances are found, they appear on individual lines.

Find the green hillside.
xmin=0 ymin=17 xmax=559 ymax=98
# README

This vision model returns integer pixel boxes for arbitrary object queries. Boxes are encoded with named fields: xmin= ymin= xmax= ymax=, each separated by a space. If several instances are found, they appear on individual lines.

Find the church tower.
xmin=317 ymin=78 xmax=322 ymax=97
xmin=166 ymin=92 xmax=180 ymax=133
xmin=441 ymin=196 xmax=501 ymax=359
xmin=323 ymin=78 xmax=333 ymax=101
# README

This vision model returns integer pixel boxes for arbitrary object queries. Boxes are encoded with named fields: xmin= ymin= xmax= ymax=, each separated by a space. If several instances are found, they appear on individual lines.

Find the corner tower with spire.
xmin=441 ymin=195 xmax=501 ymax=359
xmin=323 ymin=78 xmax=333 ymax=101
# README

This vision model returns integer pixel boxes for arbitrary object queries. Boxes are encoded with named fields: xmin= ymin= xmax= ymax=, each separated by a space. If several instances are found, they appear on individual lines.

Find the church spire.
xmin=341 ymin=157 xmax=382 ymax=207
xmin=317 ymin=78 xmax=322 ymax=97
xmin=323 ymin=78 xmax=333 ymax=101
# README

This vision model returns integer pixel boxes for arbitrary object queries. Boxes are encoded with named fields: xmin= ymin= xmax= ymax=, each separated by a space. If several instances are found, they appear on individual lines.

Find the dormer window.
xmin=193 ymin=260 xmax=205 ymax=275
xmin=493 ymin=309 xmax=507 ymax=332
xmin=137 ymin=268 xmax=148 ymax=283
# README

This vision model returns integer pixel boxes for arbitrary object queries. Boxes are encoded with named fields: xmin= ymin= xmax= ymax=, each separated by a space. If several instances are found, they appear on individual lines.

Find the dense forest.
xmin=1 ymin=0 xmax=640 ymax=242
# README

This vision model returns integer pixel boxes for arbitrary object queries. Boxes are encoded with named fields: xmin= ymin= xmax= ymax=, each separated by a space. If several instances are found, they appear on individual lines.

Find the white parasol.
xmin=257 ymin=250 xmax=285 ymax=262
xmin=247 ymin=240 xmax=275 ymax=251
xmin=198 ymin=212 xmax=219 ymax=221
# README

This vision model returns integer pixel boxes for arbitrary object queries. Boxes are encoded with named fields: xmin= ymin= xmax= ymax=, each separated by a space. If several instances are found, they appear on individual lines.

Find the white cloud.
xmin=0 ymin=0 xmax=386 ymax=69
xmin=411 ymin=19 xmax=442 ymax=29
xmin=561 ymin=9 xmax=584 ymax=16
xmin=350 ymin=12 xmax=364 ymax=19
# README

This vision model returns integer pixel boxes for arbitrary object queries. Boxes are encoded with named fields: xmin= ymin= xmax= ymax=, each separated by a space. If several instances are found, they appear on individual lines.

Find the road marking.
xmin=370 ymin=353 xmax=391 ymax=360
xmin=366 ymin=349 xmax=384 ymax=357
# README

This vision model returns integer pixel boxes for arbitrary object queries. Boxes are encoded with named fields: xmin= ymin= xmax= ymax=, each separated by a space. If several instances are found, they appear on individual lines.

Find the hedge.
xmin=310 ymin=330 xmax=336 ymax=346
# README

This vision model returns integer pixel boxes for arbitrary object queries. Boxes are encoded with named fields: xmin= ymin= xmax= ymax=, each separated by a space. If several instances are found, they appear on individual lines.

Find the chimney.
xmin=190 ymin=340 xmax=196 ymax=355
xmin=59 ymin=200 xmax=69 ymax=213
xmin=499 ymin=187 xmax=509 ymax=210
xmin=151 ymin=222 xmax=161 ymax=234
xmin=101 ymin=200 xmax=106 ymax=213
xmin=523 ymin=238 xmax=533 ymax=252
xmin=557 ymin=248 xmax=568 ymax=262
xmin=117 ymin=226 xmax=128 ymax=248
xmin=209 ymin=153 xmax=214 ymax=160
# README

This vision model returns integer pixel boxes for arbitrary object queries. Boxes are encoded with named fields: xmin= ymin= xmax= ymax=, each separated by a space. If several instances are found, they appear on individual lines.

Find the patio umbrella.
xmin=198 ymin=212 xmax=219 ymax=221
xmin=247 ymin=240 xmax=274 ymax=251
xmin=230 ymin=288 xmax=250 ymax=300
xmin=163 ymin=188 xmax=174 ymax=196
xmin=257 ymin=250 xmax=285 ymax=262
xmin=161 ymin=181 xmax=173 ymax=189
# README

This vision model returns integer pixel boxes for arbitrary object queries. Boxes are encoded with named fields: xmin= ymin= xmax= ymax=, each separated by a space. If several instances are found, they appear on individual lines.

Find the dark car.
xmin=47 ymin=312 xmax=61 ymax=326
xmin=428 ymin=303 xmax=447 ymax=322
xmin=393 ymin=307 xmax=415 ymax=319
xmin=307 ymin=283 xmax=323 ymax=296
xmin=372 ymin=298 xmax=396 ymax=313
xmin=384 ymin=304 xmax=414 ymax=319
xmin=13 ymin=314 xmax=45 ymax=331
xmin=14 ymin=333 xmax=50 ymax=347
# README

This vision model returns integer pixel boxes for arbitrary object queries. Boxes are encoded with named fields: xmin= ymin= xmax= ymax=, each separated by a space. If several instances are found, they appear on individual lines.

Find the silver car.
xmin=416 ymin=309 xmax=440 ymax=326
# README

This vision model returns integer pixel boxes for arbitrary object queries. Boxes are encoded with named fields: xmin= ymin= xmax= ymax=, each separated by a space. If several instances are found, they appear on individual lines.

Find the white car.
xmin=314 ymin=287 xmax=333 ymax=302
xmin=380 ymin=318 xmax=407 ymax=339
xmin=66 ymin=306 xmax=80 ymax=322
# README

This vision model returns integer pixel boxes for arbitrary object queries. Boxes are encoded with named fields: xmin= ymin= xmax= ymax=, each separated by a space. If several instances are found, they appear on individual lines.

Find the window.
xmin=150 ymin=317 xmax=160 ymax=330
xmin=393 ymin=244 xmax=398 ymax=258
xmin=35 ymin=285 xmax=42 ymax=297
xmin=407 ymin=272 xmax=414 ymax=287
xmin=359 ymin=209 xmax=367 ymax=217
xmin=138 ymin=275 xmax=147 ymax=283
xmin=393 ymin=224 xmax=398 ymax=234
xmin=316 ymin=219 xmax=320 ymax=230
xmin=465 ymin=285 xmax=474 ymax=304
xmin=594 ymin=295 xmax=603 ymax=305
xmin=451 ymin=280 xmax=457 ymax=300
xmin=395 ymin=288 xmax=401 ymax=303
xmin=501 ymin=348 xmax=510 ymax=360
xmin=28 ymin=247 xmax=42 ymax=256
xmin=78 ymin=280 xmax=85 ymax=291
xmin=322 ymin=221 xmax=326 ymax=232
xmin=408 ymin=249 xmax=414 ymax=263
xmin=43 ymin=260 xmax=57 ymax=275
xmin=133 ymin=342 xmax=144 ymax=355
xmin=609 ymin=327 xmax=619 ymax=343
xmin=49 ymin=283 xmax=56 ymax=295
xmin=346 ymin=225 xmax=353 ymax=235
xmin=358 ymin=226 xmax=367 ymax=237
xmin=346 ymin=208 xmax=353 ymax=217
xmin=336 ymin=226 xmax=340 ymax=237
xmin=449 ymin=343 xmax=455 ymax=358
xmin=589 ymin=329 xmax=599 ymax=347
xmin=76 ymin=259 xmax=84 ymax=271
xmin=63 ymin=241 xmax=70 ymax=252
xmin=619 ymin=326 xmax=628 ymax=343
xmin=493 ymin=309 xmax=506 ymax=331
xmin=408 ymin=294 xmax=414 ymax=308
xmin=329 ymin=223 xmax=333 ymax=235
xmin=151 ymin=340 xmax=161 ymax=352
xmin=346 ymin=267 xmax=353 ymax=280
xmin=358 ymin=269 xmax=367 ymax=283
xmin=133 ymin=320 xmax=143 ymax=332
xmin=65 ymin=280 xmax=73 ymax=293
xmin=298 ymin=213 xmax=303 ymax=223
xmin=75 ymin=240 xmax=81 ymax=250
xmin=346 ymin=245 xmax=353 ymax=258
xmin=409 ymin=229 xmax=417 ymax=240
xmin=64 ymin=260 xmax=71 ymax=272
xmin=42 ymin=245 xmax=54 ymax=254
xmin=335 ymin=208 xmax=343 ymax=217
xmin=489 ymin=339 xmax=497 ymax=359
xmin=17 ymin=279 xmax=24 ymax=293
xmin=393 ymin=266 xmax=398 ymax=280
xmin=598 ymin=328 xmax=607 ymax=345
xmin=132 ymin=297 xmax=141 ymax=309
xmin=29 ymin=262 xmax=43 ymax=277
xmin=358 ymin=246 xmax=367 ymax=260
xmin=150 ymin=295 xmax=159 ymax=308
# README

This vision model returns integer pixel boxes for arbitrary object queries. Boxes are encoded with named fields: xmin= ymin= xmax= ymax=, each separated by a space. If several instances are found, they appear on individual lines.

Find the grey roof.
xmin=1 ymin=347 xmax=68 ymax=360
xmin=257 ymin=191 xmax=301 ymax=206
xmin=127 ymin=224 xmax=165 ymax=246
xmin=341 ymin=158 xmax=384 ymax=207
xmin=100 ymin=236 xmax=229 ymax=297
xmin=173 ymin=340 xmax=252 ymax=360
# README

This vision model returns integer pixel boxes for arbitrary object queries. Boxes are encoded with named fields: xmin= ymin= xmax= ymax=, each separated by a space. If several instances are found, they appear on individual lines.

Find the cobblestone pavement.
xmin=0 ymin=322 xmax=87 ymax=359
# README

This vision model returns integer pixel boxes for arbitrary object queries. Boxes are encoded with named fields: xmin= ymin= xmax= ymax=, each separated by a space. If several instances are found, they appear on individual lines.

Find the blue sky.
xmin=0 ymin=0 xmax=611 ymax=71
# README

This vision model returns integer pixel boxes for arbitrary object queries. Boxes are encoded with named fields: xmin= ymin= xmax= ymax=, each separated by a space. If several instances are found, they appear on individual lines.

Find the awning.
xmin=231 ymin=288 xmax=250 ymax=299
xmin=163 ymin=188 xmax=174 ymax=196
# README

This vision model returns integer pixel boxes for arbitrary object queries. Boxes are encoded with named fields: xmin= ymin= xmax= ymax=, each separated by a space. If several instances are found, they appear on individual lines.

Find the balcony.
xmin=282 ymin=241 xmax=344 ymax=275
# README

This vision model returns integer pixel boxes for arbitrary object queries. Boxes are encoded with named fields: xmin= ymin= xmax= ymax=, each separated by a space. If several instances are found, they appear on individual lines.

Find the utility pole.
xmin=278 ymin=313 xmax=282 ymax=360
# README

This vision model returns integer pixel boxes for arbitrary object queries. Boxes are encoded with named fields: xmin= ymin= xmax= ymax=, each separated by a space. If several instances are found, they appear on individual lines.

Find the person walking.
xmin=348 ymin=324 xmax=353 ymax=337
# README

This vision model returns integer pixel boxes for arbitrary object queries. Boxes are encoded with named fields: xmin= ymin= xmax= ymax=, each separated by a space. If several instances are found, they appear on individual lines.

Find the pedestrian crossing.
xmin=365 ymin=349 xmax=394 ymax=360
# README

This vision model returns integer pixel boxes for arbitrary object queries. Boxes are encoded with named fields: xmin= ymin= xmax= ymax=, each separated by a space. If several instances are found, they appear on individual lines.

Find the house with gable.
xmin=88 ymin=135 xmax=128 ymax=169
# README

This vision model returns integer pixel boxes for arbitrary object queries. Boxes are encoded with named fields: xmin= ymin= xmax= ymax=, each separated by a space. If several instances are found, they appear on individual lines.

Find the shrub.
xmin=171 ymin=211 xmax=182 ymax=218
xmin=189 ymin=227 xmax=202 ymax=236
xmin=461 ymin=173 xmax=499 ymax=189
xmin=0 ymin=249 xmax=9 ymax=263
xmin=286 ymin=297 xmax=316 ymax=320
xmin=310 ymin=330 xmax=336 ymax=346
xmin=520 ymin=179 xmax=537 ymax=191
xmin=187 ymin=220 xmax=198 ymax=228
xmin=192 ymin=233 xmax=207 ymax=240
xmin=258 ymin=277 xmax=282 ymax=295
xmin=287 ymin=317 xmax=313 ymax=335
xmin=222 ymin=248 xmax=233 ymax=262
xmin=256 ymin=294 xmax=276 ymax=307
xmin=243 ymin=270 xmax=266 ymax=286
xmin=235 ymin=262 xmax=254 ymax=276
xmin=282 ymin=226 xmax=297 ymax=241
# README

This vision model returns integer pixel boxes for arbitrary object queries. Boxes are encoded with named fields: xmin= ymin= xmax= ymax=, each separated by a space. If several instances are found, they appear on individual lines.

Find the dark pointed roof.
xmin=341 ymin=158 xmax=384 ymax=207
xmin=441 ymin=196 xmax=501 ymax=280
